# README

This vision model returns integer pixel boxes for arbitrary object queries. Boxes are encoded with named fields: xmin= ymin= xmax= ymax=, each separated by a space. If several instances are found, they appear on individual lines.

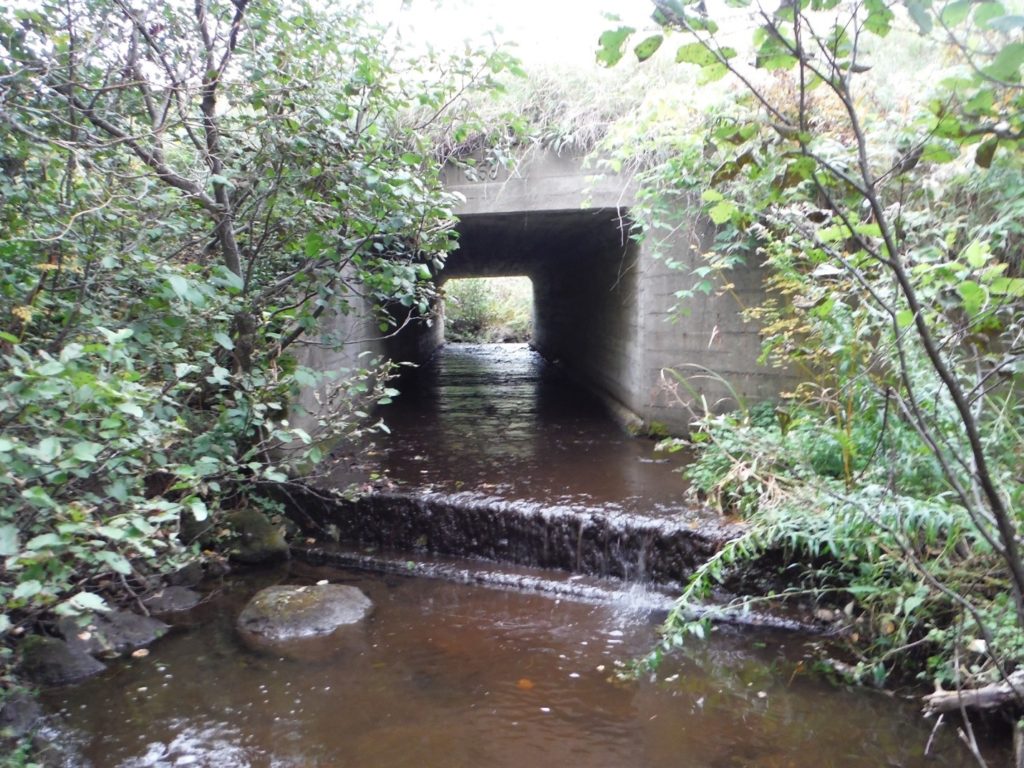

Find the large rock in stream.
xmin=237 ymin=584 xmax=373 ymax=645
xmin=58 ymin=609 xmax=169 ymax=658
xmin=17 ymin=636 xmax=106 ymax=686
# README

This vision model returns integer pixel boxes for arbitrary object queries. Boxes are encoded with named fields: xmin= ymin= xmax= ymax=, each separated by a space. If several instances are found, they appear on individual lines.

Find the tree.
xmin=0 ymin=0 xmax=509 ymax=657
xmin=600 ymin=0 xmax=1024 ymax=744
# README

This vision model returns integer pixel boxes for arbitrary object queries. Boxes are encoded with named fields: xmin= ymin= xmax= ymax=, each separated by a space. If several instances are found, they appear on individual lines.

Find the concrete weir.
xmin=285 ymin=487 xmax=740 ymax=587
xmin=286 ymin=150 xmax=785 ymax=595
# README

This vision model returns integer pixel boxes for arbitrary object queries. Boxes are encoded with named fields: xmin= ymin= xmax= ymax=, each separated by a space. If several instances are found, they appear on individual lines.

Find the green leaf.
xmin=36 ymin=360 xmax=65 ymax=376
xmin=211 ymin=266 xmax=244 ymax=294
xmin=985 ymin=14 xmax=1024 ymax=31
xmin=940 ymin=0 xmax=972 ymax=26
xmin=961 ymin=240 xmax=990 ymax=269
xmin=60 ymin=343 xmax=84 ymax=362
xmin=118 ymin=402 xmax=144 ymax=419
xmin=13 ymin=580 xmax=42 ymax=600
xmin=634 ymin=34 xmax=664 ymax=62
xmin=906 ymin=1 xmax=933 ymax=33
xmin=990 ymin=277 xmax=1024 ymax=296
xmin=21 ymin=487 xmax=58 ymax=510
xmin=864 ymin=0 xmax=895 ymax=34
xmin=37 ymin=436 xmax=62 ymax=462
xmin=99 ymin=327 xmax=134 ymax=344
xmin=188 ymin=498 xmax=209 ymax=522
xmin=709 ymin=200 xmax=738 ymax=225
xmin=0 ymin=525 xmax=18 ymax=556
xmin=896 ymin=309 xmax=915 ymax=329
xmin=958 ymin=280 xmax=986 ymax=315
xmin=26 ymin=533 xmax=61 ymax=549
xmin=975 ymin=137 xmax=998 ymax=168
xmin=597 ymin=26 xmax=635 ymax=67
xmin=168 ymin=274 xmax=189 ymax=299
xmin=697 ymin=62 xmax=729 ymax=83
xmin=304 ymin=232 xmax=325 ymax=258
xmin=973 ymin=1 xmax=1006 ymax=27
xmin=213 ymin=332 xmax=235 ymax=351
xmin=293 ymin=368 xmax=317 ymax=387
xmin=98 ymin=525 xmax=126 ymax=541
xmin=68 ymin=591 xmax=110 ymax=613
xmin=207 ymin=366 xmax=230 ymax=385
xmin=72 ymin=441 xmax=103 ymax=463
xmin=95 ymin=551 xmax=133 ymax=575
xmin=985 ymin=42 xmax=1024 ymax=80
xmin=676 ymin=42 xmax=718 ymax=66
xmin=921 ymin=143 xmax=957 ymax=164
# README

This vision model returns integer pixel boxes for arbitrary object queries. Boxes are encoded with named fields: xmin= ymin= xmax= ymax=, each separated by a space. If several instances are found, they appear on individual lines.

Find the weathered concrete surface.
xmin=284 ymin=487 xmax=741 ymax=586
xmin=441 ymin=147 xmax=636 ymax=215
xmin=296 ymin=148 xmax=791 ymax=434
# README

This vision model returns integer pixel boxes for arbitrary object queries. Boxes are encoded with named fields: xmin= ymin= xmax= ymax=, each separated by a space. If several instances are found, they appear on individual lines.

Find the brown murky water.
xmin=41 ymin=562 xmax=991 ymax=767
xmin=39 ymin=344 xmax=1003 ymax=765
xmin=333 ymin=343 xmax=706 ymax=519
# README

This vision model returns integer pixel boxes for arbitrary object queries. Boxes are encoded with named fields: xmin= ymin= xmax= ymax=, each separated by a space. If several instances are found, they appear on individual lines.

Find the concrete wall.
xmin=530 ymin=227 xmax=641 ymax=417
xmin=441 ymin=147 xmax=635 ymax=216
xmin=635 ymin=226 xmax=789 ymax=427
xmin=299 ymin=149 xmax=792 ymax=434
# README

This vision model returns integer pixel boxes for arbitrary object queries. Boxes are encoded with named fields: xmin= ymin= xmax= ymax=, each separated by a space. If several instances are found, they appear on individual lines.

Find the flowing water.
xmin=38 ymin=343 xmax=1006 ymax=764
xmin=41 ymin=562 xmax=992 ymax=767
xmin=330 ymin=343 xmax=707 ymax=519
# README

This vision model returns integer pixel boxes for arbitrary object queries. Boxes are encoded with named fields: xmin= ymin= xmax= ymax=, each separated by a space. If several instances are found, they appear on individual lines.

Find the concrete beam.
xmin=442 ymin=149 xmax=635 ymax=216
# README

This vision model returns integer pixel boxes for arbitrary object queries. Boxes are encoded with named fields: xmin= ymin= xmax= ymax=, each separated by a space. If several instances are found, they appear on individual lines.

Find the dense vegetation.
xmin=0 ymin=0 xmax=514 ymax=722
xmin=598 ymin=0 xmax=1024 ymax=740
xmin=3 ymin=0 xmax=1024 ymax=757
xmin=443 ymin=276 xmax=533 ymax=343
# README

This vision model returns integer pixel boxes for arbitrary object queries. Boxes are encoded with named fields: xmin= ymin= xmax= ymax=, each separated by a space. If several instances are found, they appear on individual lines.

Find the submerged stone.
xmin=167 ymin=561 xmax=206 ymax=587
xmin=143 ymin=586 xmax=202 ymax=614
xmin=226 ymin=507 xmax=290 ymax=564
xmin=0 ymin=689 xmax=41 ymax=737
xmin=17 ymin=636 xmax=106 ymax=686
xmin=58 ymin=609 xmax=169 ymax=657
xmin=236 ymin=584 xmax=372 ymax=642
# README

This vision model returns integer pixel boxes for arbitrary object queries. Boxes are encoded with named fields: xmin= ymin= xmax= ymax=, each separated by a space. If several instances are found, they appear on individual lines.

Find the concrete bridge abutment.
xmin=298 ymin=149 xmax=788 ymax=435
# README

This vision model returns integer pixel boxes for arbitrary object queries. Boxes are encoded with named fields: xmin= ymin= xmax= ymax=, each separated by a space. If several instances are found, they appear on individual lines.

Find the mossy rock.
xmin=58 ymin=610 xmax=169 ymax=658
xmin=226 ymin=507 xmax=289 ymax=564
xmin=237 ymin=584 xmax=372 ymax=643
xmin=143 ymin=586 xmax=202 ymax=614
xmin=17 ymin=636 xmax=106 ymax=686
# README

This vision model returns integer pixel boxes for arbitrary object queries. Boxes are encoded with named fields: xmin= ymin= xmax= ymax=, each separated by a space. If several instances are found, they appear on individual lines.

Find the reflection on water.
xmin=41 ymin=563 xmax=990 ymax=767
xmin=335 ymin=343 xmax=704 ymax=518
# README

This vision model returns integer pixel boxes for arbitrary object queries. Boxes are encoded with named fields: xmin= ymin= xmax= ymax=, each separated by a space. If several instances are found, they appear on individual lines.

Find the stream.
xmin=329 ymin=343 xmax=703 ymax=517
xmin=42 ymin=562 xmax=988 ymax=767
xmin=39 ymin=343 xmax=1005 ymax=765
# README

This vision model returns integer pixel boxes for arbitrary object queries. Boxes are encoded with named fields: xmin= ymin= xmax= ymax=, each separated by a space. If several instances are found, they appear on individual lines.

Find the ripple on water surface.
xmin=40 ymin=564 xmax=994 ymax=767
xmin=331 ymin=343 xmax=710 ymax=520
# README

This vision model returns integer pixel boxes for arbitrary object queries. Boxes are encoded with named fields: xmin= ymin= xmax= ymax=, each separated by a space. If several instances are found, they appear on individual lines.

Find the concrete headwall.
xmin=298 ymin=149 xmax=791 ymax=435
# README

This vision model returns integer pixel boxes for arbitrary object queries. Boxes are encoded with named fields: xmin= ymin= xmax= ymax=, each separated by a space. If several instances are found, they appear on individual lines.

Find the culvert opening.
xmin=441 ymin=276 xmax=534 ymax=344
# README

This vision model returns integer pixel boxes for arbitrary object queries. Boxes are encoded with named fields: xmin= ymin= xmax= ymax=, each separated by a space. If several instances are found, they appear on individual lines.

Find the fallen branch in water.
xmin=923 ymin=671 xmax=1024 ymax=715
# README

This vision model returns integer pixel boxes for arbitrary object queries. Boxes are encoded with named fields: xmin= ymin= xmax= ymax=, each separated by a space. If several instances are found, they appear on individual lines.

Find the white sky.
xmin=388 ymin=0 xmax=657 ymax=67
